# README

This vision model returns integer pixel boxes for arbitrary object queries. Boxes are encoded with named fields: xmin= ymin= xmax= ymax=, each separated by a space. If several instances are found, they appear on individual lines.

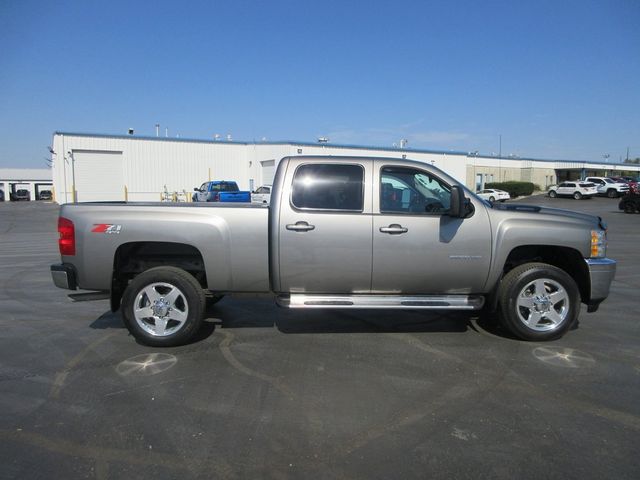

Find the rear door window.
xmin=291 ymin=164 xmax=364 ymax=211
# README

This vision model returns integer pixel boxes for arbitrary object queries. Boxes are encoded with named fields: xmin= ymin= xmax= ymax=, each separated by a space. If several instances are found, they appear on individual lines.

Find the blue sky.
xmin=0 ymin=0 xmax=638 ymax=168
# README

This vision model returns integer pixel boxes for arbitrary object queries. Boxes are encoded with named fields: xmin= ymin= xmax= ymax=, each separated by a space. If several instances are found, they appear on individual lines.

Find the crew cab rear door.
xmin=372 ymin=162 xmax=491 ymax=294
xmin=277 ymin=159 xmax=373 ymax=293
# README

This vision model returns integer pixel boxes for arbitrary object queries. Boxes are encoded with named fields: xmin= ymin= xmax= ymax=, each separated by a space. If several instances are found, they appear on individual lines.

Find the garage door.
xmin=73 ymin=151 xmax=124 ymax=202
xmin=261 ymin=160 xmax=276 ymax=185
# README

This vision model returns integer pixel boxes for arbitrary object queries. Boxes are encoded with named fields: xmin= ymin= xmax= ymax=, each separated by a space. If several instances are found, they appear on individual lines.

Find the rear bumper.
xmin=51 ymin=263 xmax=78 ymax=290
xmin=585 ymin=258 xmax=616 ymax=312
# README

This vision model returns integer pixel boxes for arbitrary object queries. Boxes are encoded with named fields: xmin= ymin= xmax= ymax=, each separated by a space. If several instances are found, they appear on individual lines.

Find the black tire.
xmin=573 ymin=192 xmax=582 ymax=200
xmin=607 ymin=189 xmax=617 ymax=198
xmin=121 ymin=266 xmax=206 ymax=347
xmin=549 ymin=190 xmax=557 ymax=198
xmin=489 ymin=196 xmax=495 ymax=203
xmin=623 ymin=201 xmax=637 ymax=214
xmin=498 ymin=262 xmax=580 ymax=341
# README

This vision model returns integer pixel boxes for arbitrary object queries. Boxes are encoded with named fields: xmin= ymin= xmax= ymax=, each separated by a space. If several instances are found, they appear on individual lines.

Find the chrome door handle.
xmin=286 ymin=221 xmax=316 ymax=232
xmin=379 ymin=224 xmax=408 ymax=234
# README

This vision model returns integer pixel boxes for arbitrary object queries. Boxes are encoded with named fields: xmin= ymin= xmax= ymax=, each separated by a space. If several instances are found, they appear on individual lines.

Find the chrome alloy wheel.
xmin=133 ymin=282 xmax=189 ymax=337
xmin=516 ymin=278 xmax=569 ymax=332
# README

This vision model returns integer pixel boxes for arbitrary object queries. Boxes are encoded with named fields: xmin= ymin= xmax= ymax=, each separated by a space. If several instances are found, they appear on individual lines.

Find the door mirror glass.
xmin=450 ymin=185 xmax=463 ymax=217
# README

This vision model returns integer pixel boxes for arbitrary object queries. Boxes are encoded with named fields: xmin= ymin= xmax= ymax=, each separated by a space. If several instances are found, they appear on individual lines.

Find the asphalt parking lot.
xmin=1 ymin=196 xmax=639 ymax=479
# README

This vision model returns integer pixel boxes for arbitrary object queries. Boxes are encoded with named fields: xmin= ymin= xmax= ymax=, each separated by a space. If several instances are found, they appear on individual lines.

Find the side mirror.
xmin=193 ymin=188 xmax=199 ymax=192
xmin=449 ymin=185 xmax=466 ymax=218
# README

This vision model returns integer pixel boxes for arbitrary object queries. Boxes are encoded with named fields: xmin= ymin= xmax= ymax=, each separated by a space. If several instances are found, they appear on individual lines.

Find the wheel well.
xmin=110 ymin=242 xmax=206 ymax=311
xmin=502 ymin=245 xmax=589 ymax=302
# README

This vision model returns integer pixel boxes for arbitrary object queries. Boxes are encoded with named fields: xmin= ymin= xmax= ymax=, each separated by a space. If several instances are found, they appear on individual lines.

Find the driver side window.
xmin=380 ymin=166 xmax=451 ymax=214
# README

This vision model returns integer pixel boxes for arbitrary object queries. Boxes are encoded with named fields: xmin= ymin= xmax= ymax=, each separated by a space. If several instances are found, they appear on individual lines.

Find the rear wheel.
xmin=623 ymin=201 xmax=637 ymax=214
xmin=549 ymin=190 xmax=557 ymax=198
xmin=573 ymin=192 xmax=582 ymax=200
xmin=489 ymin=196 xmax=495 ymax=202
xmin=498 ymin=263 xmax=580 ymax=341
xmin=121 ymin=266 xmax=206 ymax=347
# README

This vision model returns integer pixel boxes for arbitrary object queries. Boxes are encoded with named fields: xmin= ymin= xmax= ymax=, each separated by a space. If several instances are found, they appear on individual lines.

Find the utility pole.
xmin=627 ymin=146 xmax=630 ymax=162
xmin=499 ymin=134 xmax=502 ymax=158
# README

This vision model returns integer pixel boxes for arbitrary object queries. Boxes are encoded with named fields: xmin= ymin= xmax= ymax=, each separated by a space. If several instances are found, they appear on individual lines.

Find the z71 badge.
xmin=92 ymin=224 xmax=122 ymax=234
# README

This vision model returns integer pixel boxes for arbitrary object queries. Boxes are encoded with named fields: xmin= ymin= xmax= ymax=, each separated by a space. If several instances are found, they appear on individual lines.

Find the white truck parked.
xmin=584 ymin=177 xmax=629 ymax=198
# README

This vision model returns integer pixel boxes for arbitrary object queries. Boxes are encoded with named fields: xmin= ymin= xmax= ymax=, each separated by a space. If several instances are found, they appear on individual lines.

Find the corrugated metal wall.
xmin=52 ymin=134 xmax=475 ymax=204
xmin=53 ymin=134 xmax=259 ymax=203
xmin=51 ymin=133 xmax=640 ymax=204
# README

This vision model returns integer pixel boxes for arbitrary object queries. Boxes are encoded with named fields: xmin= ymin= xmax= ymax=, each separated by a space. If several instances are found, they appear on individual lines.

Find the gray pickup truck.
xmin=51 ymin=156 xmax=616 ymax=346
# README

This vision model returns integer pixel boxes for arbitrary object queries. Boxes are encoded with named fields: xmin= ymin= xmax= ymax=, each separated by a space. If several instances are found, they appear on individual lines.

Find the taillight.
xmin=58 ymin=217 xmax=75 ymax=256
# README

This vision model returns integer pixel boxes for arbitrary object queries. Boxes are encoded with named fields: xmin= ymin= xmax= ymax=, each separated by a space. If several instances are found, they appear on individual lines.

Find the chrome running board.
xmin=276 ymin=294 xmax=484 ymax=310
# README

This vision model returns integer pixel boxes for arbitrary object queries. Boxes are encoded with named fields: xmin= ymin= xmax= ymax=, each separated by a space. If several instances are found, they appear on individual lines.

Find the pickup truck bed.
xmin=57 ymin=202 xmax=270 ymax=293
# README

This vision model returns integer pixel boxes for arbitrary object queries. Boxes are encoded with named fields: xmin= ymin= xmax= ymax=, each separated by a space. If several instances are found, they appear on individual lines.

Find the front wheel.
xmin=498 ymin=263 xmax=580 ymax=341
xmin=549 ymin=190 xmax=557 ymax=198
xmin=607 ymin=189 xmax=617 ymax=198
xmin=489 ymin=196 xmax=495 ymax=203
xmin=121 ymin=266 xmax=206 ymax=347
xmin=573 ymin=192 xmax=582 ymax=200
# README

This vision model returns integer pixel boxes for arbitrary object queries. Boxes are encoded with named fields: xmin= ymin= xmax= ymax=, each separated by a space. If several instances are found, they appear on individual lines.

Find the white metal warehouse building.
xmin=51 ymin=132 xmax=640 ymax=204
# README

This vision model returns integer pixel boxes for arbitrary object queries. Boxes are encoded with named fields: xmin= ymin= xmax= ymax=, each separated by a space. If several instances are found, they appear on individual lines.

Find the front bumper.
xmin=51 ymin=263 xmax=78 ymax=290
xmin=585 ymin=258 xmax=616 ymax=312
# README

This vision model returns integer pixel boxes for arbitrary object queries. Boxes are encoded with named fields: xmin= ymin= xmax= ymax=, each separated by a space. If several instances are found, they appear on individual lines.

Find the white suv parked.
xmin=584 ymin=177 xmax=629 ymax=198
xmin=548 ymin=181 xmax=598 ymax=200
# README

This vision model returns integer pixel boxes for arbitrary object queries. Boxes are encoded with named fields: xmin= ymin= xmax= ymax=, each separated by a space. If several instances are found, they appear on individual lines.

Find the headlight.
xmin=590 ymin=230 xmax=607 ymax=258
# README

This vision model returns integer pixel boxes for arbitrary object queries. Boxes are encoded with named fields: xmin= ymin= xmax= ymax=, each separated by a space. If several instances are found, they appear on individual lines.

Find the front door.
xmin=372 ymin=163 xmax=491 ymax=294
xmin=196 ymin=182 xmax=209 ymax=202
xmin=278 ymin=161 xmax=373 ymax=293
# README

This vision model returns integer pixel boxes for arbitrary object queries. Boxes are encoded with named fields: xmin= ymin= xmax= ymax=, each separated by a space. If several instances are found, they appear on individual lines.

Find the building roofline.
xmin=53 ymin=131 xmax=466 ymax=156
xmin=53 ymin=131 xmax=638 ymax=168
